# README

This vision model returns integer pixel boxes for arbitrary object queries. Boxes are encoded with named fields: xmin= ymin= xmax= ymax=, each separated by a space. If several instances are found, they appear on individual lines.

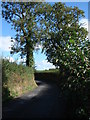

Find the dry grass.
xmin=2 ymin=59 xmax=37 ymax=102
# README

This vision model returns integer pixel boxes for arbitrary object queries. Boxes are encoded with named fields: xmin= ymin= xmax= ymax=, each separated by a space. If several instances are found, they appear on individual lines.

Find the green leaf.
xmin=69 ymin=39 xmax=75 ymax=44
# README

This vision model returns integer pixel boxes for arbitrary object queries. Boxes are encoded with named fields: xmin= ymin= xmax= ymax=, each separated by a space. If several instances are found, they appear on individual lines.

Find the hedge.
xmin=2 ymin=59 xmax=37 ymax=102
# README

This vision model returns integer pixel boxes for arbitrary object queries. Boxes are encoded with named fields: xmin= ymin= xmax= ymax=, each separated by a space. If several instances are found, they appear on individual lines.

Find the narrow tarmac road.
xmin=2 ymin=79 xmax=68 ymax=119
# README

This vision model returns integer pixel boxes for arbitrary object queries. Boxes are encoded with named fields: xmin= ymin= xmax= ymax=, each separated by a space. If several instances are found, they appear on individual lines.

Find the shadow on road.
xmin=2 ymin=79 xmax=69 ymax=119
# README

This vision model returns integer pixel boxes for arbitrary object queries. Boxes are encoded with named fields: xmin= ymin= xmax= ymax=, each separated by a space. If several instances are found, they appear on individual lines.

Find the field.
xmin=35 ymin=68 xmax=59 ymax=73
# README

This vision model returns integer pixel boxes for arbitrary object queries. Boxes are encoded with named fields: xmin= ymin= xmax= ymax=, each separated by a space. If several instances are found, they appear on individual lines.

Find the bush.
xmin=2 ymin=59 xmax=37 ymax=102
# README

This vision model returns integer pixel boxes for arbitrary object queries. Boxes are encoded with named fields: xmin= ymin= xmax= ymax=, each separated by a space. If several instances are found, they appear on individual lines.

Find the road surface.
xmin=2 ymin=79 xmax=68 ymax=119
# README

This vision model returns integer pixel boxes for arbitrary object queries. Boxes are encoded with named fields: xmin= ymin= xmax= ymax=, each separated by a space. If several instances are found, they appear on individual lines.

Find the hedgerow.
xmin=2 ymin=59 xmax=37 ymax=102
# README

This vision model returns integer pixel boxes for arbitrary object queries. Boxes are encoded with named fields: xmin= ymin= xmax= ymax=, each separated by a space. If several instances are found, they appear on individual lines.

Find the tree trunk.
xmin=26 ymin=40 xmax=33 ymax=67
xmin=26 ymin=51 xmax=30 ymax=66
xmin=26 ymin=50 xmax=33 ymax=67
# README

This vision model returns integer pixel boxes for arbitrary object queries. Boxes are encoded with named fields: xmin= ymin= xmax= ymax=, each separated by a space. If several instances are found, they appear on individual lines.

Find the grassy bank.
xmin=2 ymin=59 xmax=37 ymax=102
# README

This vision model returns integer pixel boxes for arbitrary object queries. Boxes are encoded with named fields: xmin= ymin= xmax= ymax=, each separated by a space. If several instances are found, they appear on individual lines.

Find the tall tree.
xmin=41 ymin=2 xmax=89 ymax=117
xmin=41 ymin=2 xmax=89 ymax=89
xmin=2 ymin=2 xmax=43 ymax=67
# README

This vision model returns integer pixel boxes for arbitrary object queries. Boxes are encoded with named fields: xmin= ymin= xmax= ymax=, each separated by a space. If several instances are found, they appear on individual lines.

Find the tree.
xmin=2 ymin=2 xmax=43 ymax=67
xmin=42 ymin=2 xmax=89 ymax=81
xmin=41 ymin=2 xmax=90 ymax=118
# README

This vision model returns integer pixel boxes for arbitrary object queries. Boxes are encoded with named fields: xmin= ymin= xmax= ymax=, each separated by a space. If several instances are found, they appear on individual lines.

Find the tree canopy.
xmin=2 ymin=2 xmax=90 ymax=118
xmin=41 ymin=2 xmax=89 ymax=89
xmin=2 ymin=2 xmax=44 ymax=67
xmin=40 ymin=3 xmax=90 ymax=118
xmin=2 ymin=2 xmax=89 ymax=84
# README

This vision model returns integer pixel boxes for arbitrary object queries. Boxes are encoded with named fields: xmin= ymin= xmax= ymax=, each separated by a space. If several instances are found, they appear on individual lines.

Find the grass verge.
xmin=2 ymin=59 xmax=37 ymax=102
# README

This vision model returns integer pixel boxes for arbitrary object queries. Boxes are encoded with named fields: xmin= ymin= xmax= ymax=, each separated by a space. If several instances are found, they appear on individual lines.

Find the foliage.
xmin=1 ymin=2 xmax=90 ymax=118
xmin=2 ymin=2 xmax=44 ymax=67
xmin=40 ymin=2 xmax=90 ymax=119
xmin=2 ymin=59 xmax=37 ymax=102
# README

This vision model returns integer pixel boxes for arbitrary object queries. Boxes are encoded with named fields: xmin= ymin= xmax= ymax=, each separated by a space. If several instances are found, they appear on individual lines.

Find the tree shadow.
xmin=2 ymin=78 xmax=69 ymax=119
xmin=34 ymin=73 xmax=60 ymax=85
xmin=3 ymin=73 xmax=87 ymax=119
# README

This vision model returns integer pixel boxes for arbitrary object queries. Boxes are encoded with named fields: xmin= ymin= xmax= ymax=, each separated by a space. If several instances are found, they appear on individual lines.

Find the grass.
xmin=35 ymin=68 xmax=59 ymax=73
xmin=2 ymin=59 xmax=37 ymax=102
